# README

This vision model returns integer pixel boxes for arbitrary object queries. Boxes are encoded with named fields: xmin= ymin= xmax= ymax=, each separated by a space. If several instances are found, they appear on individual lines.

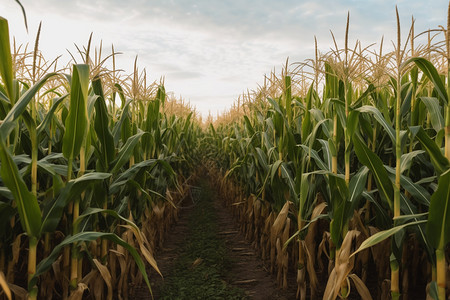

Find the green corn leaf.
xmin=398 ymin=193 xmax=432 ymax=259
xmin=0 ymin=18 xmax=14 ymax=101
xmin=400 ymin=150 xmax=425 ymax=174
xmin=428 ymin=281 xmax=439 ymax=300
xmin=75 ymin=207 xmax=140 ymax=234
xmin=362 ymin=191 xmax=391 ymax=228
xmin=30 ymin=231 xmax=151 ymax=294
xmin=0 ymin=187 xmax=13 ymax=200
xmin=92 ymin=76 xmax=115 ymax=171
xmin=318 ymin=139 xmax=332 ymax=171
xmin=351 ymin=219 xmax=427 ymax=257
xmin=243 ymin=115 xmax=255 ymax=136
xmin=385 ymin=165 xmax=431 ymax=206
xmin=0 ymin=73 xmax=58 ymax=138
xmin=270 ymin=160 xmax=283 ymax=184
xmin=349 ymin=166 xmax=369 ymax=204
xmin=409 ymin=126 xmax=449 ymax=175
xmin=114 ymin=83 xmax=126 ymax=107
xmin=419 ymin=97 xmax=444 ymax=132
xmin=0 ymin=136 xmax=41 ymax=238
xmin=279 ymin=161 xmax=296 ymax=199
xmin=112 ymin=99 xmax=132 ymax=146
xmin=329 ymin=173 xmax=349 ymax=247
xmin=62 ymin=64 xmax=89 ymax=161
xmin=110 ymin=131 xmax=147 ymax=174
xmin=255 ymin=147 xmax=268 ymax=171
xmin=356 ymin=105 xmax=395 ymax=144
xmin=353 ymin=133 xmax=394 ymax=210
xmin=347 ymin=109 xmax=360 ymax=138
xmin=403 ymin=57 xmax=448 ymax=104
xmin=87 ymin=95 xmax=99 ymax=119
xmin=426 ymin=168 xmax=450 ymax=249
xmin=36 ymin=94 xmax=68 ymax=135
xmin=351 ymin=83 xmax=376 ymax=108
xmin=299 ymin=172 xmax=310 ymax=220
xmin=299 ymin=144 xmax=328 ymax=171
xmin=41 ymin=172 xmax=111 ymax=233
xmin=310 ymin=109 xmax=331 ymax=138
xmin=110 ymin=158 xmax=175 ymax=194
xmin=301 ymin=85 xmax=313 ymax=140
xmin=393 ymin=212 xmax=428 ymax=222
xmin=304 ymin=118 xmax=329 ymax=147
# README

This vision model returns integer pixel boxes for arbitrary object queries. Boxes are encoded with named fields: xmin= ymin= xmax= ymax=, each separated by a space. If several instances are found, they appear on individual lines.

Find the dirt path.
xmin=214 ymin=191 xmax=297 ymax=300
xmin=134 ymin=178 xmax=296 ymax=299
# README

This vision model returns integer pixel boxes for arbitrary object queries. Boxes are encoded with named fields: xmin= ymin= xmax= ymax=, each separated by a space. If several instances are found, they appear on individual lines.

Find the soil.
xmin=133 ymin=177 xmax=297 ymax=300
xmin=213 ymin=191 xmax=297 ymax=300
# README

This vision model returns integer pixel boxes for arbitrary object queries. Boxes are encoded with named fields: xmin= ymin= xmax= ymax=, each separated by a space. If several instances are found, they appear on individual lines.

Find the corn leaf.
xmin=0 ymin=136 xmax=41 ymax=238
xmin=62 ymin=64 xmax=89 ymax=161
xmin=426 ymin=168 xmax=450 ymax=249
xmin=349 ymin=166 xmax=369 ymax=204
xmin=403 ymin=57 xmax=448 ymax=104
xmin=329 ymin=173 xmax=350 ymax=247
xmin=0 ymin=18 xmax=14 ymax=101
xmin=36 ymin=94 xmax=68 ymax=135
xmin=400 ymin=150 xmax=425 ymax=174
xmin=353 ymin=133 xmax=394 ymax=210
xmin=351 ymin=219 xmax=426 ymax=257
xmin=409 ymin=126 xmax=449 ymax=175
xmin=356 ymin=106 xmax=395 ymax=144
xmin=92 ymin=77 xmax=114 ymax=171
xmin=30 ymin=231 xmax=151 ymax=294
xmin=110 ymin=131 xmax=147 ymax=174
xmin=41 ymin=172 xmax=111 ymax=233
xmin=0 ymin=73 xmax=57 ymax=138
xmin=0 ymin=271 xmax=11 ymax=300
xmin=419 ymin=97 xmax=444 ymax=132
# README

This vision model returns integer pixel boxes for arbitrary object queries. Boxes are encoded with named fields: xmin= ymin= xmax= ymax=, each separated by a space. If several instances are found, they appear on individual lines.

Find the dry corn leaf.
xmin=302 ymin=241 xmax=318 ymax=290
xmin=122 ymin=224 xmax=162 ymax=277
xmin=348 ymin=274 xmax=373 ymax=300
xmin=271 ymin=201 xmax=291 ymax=243
xmin=80 ymin=270 xmax=97 ymax=286
xmin=93 ymin=259 xmax=112 ymax=300
xmin=111 ymin=246 xmax=128 ymax=296
xmin=68 ymin=283 xmax=88 ymax=300
xmin=0 ymin=271 xmax=11 ymax=300
xmin=311 ymin=202 xmax=327 ymax=219
xmin=92 ymin=271 xmax=104 ymax=300
xmin=12 ymin=233 xmax=24 ymax=265
xmin=323 ymin=230 xmax=360 ymax=300
xmin=7 ymin=283 xmax=27 ymax=300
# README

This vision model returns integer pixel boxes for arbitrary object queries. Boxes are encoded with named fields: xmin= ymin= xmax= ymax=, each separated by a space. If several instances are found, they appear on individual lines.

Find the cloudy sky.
xmin=0 ymin=0 xmax=448 ymax=117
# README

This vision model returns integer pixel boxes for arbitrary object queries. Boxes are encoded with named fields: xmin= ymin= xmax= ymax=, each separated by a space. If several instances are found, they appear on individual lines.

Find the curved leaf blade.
xmin=0 ymin=137 xmax=41 ymax=238
xmin=30 ymin=232 xmax=151 ymax=294
xmin=353 ymin=134 xmax=394 ymax=210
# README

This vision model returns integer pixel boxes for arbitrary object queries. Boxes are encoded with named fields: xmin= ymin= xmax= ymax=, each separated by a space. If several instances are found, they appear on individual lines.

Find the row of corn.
xmin=0 ymin=17 xmax=201 ymax=300
xmin=203 ymin=6 xmax=450 ymax=300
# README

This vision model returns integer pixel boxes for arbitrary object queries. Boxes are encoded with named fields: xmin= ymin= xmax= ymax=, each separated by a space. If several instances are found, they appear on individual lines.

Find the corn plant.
xmin=0 ymin=16 xmax=200 ymax=300
xmin=206 ymin=4 xmax=450 ymax=300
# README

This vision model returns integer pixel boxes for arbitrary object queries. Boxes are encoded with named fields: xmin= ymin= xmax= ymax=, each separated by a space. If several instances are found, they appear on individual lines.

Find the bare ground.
xmin=133 ymin=180 xmax=297 ymax=299
xmin=213 ymin=192 xmax=297 ymax=300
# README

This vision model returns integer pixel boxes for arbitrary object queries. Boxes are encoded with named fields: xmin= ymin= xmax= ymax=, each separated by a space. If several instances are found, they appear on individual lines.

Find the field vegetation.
xmin=1 ymin=3 xmax=450 ymax=300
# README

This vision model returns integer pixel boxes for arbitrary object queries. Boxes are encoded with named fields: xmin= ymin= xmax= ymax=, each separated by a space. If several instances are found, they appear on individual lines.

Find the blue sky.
xmin=0 ymin=0 xmax=448 ymax=117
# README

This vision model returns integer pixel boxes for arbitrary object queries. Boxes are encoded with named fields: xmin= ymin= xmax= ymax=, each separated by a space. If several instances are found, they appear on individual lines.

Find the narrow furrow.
xmin=154 ymin=179 xmax=247 ymax=299
xmin=138 ymin=177 xmax=297 ymax=299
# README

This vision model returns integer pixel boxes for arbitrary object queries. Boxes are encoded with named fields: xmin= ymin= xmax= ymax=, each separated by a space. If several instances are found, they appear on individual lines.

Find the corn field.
xmin=1 ymin=3 xmax=450 ymax=300
xmin=0 ymin=14 xmax=201 ymax=300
